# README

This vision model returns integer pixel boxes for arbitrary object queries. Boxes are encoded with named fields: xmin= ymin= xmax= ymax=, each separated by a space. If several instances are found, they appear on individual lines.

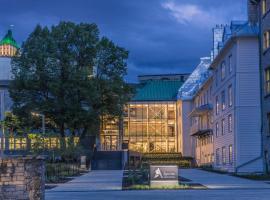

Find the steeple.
xmin=0 ymin=29 xmax=19 ymax=57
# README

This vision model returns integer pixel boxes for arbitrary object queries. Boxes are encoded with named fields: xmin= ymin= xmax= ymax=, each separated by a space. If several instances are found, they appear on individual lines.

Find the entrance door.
xmin=102 ymin=135 xmax=118 ymax=151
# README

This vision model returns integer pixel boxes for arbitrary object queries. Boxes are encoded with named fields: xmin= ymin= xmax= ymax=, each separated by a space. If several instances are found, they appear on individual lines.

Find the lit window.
xmin=264 ymin=31 xmax=270 ymax=50
xmin=229 ymin=145 xmax=233 ymax=164
xmin=228 ymin=85 xmax=233 ymax=107
xmin=222 ymin=146 xmax=226 ymax=165
xmin=221 ymin=62 xmax=226 ymax=80
xmin=267 ymin=113 xmax=270 ymax=136
xmin=265 ymin=68 xmax=270 ymax=95
xmin=262 ymin=0 xmax=267 ymax=15
xmin=221 ymin=91 xmax=226 ymax=110
xmin=228 ymin=115 xmax=232 ymax=133
xmin=228 ymin=55 xmax=232 ymax=73
xmin=216 ymin=96 xmax=219 ymax=115
xmin=216 ymin=122 xmax=219 ymax=137
xmin=221 ymin=119 xmax=225 ymax=135
xmin=222 ymin=147 xmax=226 ymax=165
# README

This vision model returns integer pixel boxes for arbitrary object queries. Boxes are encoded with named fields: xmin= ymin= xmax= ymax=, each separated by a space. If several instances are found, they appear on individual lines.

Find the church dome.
xmin=0 ymin=29 xmax=19 ymax=49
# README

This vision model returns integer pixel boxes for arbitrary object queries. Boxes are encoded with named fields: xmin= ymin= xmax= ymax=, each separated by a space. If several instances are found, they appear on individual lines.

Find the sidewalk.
xmin=180 ymin=169 xmax=270 ymax=189
xmin=45 ymin=169 xmax=270 ymax=200
xmin=46 ymin=170 xmax=123 ymax=193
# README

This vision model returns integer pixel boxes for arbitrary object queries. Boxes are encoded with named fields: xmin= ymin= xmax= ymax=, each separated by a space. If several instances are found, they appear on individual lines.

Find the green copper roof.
xmin=0 ymin=30 xmax=19 ymax=48
xmin=132 ymin=80 xmax=183 ymax=101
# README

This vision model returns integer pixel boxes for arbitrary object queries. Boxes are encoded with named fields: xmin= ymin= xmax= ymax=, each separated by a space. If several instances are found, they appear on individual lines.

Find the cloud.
xmin=162 ymin=2 xmax=210 ymax=24
xmin=161 ymin=1 xmax=245 ymax=28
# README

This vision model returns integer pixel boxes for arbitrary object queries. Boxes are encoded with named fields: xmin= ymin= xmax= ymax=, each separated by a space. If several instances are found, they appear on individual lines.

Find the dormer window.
xmin=221 ymin=62 xmax=226 ymax=80
xmin=264 ymin=31 xmax=270 ymax=50
xmin=262 ymin=0 xmax=267 ymax=15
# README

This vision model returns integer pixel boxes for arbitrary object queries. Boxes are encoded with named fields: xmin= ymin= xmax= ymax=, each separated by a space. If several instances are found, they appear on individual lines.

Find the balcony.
xmin=189 ymin=104 xmax=213 ymax=117
xmin=190 ymin=123 xmax=212 ymax=137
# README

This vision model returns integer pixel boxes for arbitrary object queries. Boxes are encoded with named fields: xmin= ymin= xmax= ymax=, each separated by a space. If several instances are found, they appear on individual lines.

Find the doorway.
xmin=101 ymin=135 xmax=118 ymax=151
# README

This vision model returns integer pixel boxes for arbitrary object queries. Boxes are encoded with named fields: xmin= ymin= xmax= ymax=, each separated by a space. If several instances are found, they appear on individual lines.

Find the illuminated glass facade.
xmin=99 ymin=79 xmax=184 ymax=153
xmin=100 ymin=117 xmax=121 ymax=151
xmin=123 ymin=102 xmax=179 ymax=153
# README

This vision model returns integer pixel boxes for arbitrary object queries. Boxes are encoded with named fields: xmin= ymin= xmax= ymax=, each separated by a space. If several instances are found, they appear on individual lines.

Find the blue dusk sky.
xmin=0 ymin=0 xmax=247 ymax=82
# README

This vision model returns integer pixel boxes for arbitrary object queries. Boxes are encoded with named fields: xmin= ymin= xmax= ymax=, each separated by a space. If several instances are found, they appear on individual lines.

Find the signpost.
xmin=150 ymin=165 xmax=179 ymax=187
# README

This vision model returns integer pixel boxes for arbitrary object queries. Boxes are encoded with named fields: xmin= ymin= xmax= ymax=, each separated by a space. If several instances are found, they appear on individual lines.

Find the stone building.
xmin=0 ymin=29 xmax=18 ymax=120
xmin=211 ymin=21 xmax=262 ymax=173
xmin=185 ymin=18 xmax=263 ymax=173
xmin=189 ymin=77 xmax=214 ymax=166
xmin=249 ymin=0 xmax=270 ymax=173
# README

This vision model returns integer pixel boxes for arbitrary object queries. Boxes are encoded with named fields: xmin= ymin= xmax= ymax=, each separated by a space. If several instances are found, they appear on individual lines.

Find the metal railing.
xmin=190 ymin=122 xmax=212 ymax=136
xmin=45 ymin=161 xmax=83 ymax=183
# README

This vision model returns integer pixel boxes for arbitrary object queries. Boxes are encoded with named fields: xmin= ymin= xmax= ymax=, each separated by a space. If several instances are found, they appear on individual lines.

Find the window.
xmin=216 ymin=96 xmax=219 ymax=115
xmin=216 ymin=148 xmax=220 ymax=165
xmin=221 ymin=91 xmax=226 ymax=110
xmin=221 ymin=62 xmax=226 ymax=80
xmin=228 ymin=115 xmax=232 ymax=133
xmin=264 ymin=31 xmax=270 ymax=50
xmin=216 ymin=122 xmax=219 ymax=137
xmin=215 ymin=70 xmax=218 ymax=86
xmin=206 ymin=90 xmax=209 ymax=104
xmin=262 ymin=0 xmax=267 ymax=15
xmin=222 ymin=146 xmax=226 ymax=165
xmin=228 ymin=85 xmax=233 ymax=107
xmin=265 ymin=68 xmax=270 ymax=95
xmin=221 ymin=119 xmax=225 ymax=135
xmin=228 ymin=55 xmax=232 ymax=73
xmin=267 ymin=113 xmax=270 ymax=136
xmin=229 ymin=145 xmax=233 ymax=164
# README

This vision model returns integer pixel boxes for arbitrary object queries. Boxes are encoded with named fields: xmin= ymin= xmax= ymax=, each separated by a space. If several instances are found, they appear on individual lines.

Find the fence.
xmin=0 ymin=136 xmax=79 ymax=153
xmin=45 ymin=161 xmax=83 ymax=183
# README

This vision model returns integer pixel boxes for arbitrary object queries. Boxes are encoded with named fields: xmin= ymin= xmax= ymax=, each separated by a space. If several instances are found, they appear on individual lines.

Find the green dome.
xmin=0 ymin=30 xmax=19 ymax=49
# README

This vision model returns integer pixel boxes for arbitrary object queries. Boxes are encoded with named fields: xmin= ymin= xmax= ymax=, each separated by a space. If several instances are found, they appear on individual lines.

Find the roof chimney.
xmin=248 ymin=0 xmax=259 ymax=25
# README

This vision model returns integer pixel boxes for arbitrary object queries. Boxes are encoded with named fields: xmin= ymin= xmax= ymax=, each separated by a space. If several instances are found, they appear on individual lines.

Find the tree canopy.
xmin=9 ymin=21 xmax=132 ymax=141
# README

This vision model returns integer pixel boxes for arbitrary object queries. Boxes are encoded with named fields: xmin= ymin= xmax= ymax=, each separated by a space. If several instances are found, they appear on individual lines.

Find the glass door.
xmin=102 ymin=135 xmax=118 ymax=151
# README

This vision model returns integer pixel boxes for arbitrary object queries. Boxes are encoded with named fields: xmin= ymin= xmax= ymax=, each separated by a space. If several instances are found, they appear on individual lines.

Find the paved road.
xmin=180 ymin=169 xmax=270 ymax=189
xmin=46 ymin=189 xmax=270 ymax=200
xmin=46 ymin=169 xmax=270 ymax=200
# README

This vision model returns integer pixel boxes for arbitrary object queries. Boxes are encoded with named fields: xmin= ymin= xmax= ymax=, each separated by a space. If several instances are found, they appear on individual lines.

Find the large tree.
xmin=9 ymin=21 xmax=131 ymax=146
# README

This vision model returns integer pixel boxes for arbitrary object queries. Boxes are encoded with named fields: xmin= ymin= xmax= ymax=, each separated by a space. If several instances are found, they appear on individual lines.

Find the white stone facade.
xmin=211 ymin=36 xmax=263 ymax=173
xmin=0 ymin=57 xmax=12 ymax=121
xmin=186 ymin=30 xmax=263 ymax=173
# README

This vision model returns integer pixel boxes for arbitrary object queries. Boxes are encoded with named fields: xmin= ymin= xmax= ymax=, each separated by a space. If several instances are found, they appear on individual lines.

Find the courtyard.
xmin=45 ymin=169 xmax=270 ymax=200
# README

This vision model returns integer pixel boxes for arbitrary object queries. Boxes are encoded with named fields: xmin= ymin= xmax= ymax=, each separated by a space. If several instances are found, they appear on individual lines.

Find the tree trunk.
xmin=60 ymin=123 xmax=66 ymax=149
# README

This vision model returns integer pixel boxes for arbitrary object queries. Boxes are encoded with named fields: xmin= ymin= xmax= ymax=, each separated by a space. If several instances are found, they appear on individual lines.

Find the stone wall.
xmin=0 ymin=156 xmax=45 ymax=200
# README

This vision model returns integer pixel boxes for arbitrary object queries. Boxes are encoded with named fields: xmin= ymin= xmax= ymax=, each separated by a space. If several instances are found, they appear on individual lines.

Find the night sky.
xmin=0 ymin=0 xmax=247 ymax=82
